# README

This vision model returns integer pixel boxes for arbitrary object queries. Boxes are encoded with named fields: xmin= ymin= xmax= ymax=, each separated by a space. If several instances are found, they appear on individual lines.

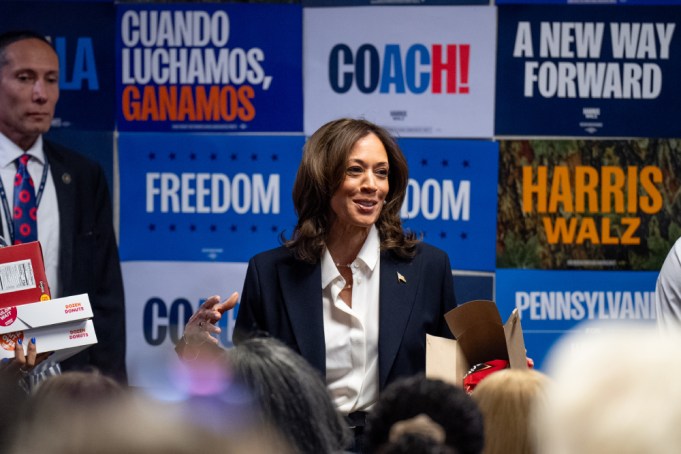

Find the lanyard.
xmin=0 ymin=156 xmax=50 ymax=244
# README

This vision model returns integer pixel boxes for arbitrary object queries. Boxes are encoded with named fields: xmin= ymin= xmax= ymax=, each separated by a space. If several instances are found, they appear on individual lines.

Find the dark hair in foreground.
xmin=365 ymin=375 xmax=484 ymax=454
xmin=229 ymin=337 xmax=351 ymax=453
xmin=0 ymin=30 xmax=53 ymax=67
xmin=286 ymin=118 xmax=418 ymax=263
xmin=0 ymin=370 xmax=28 ymax=442
xmin=376 ymin=437 xmax=460 ymax=454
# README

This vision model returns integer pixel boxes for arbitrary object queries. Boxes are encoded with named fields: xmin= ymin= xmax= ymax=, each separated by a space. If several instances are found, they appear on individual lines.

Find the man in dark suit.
xmin=0 ymin=30 xmax=126 ymax=383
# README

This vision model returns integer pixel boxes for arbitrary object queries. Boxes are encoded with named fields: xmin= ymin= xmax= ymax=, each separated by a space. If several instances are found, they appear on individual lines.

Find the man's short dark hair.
xmin=0 ymin=30 xmax=53 ymax=67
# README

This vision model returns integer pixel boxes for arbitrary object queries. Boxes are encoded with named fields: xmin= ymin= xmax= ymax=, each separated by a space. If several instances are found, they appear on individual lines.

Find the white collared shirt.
xmin=0 ymin=133 xmax=61 ymax=297
xmin=321 ymin=225 xmax=380 ymax=414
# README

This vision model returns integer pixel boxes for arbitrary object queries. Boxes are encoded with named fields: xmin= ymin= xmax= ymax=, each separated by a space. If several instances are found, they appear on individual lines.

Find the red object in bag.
xmin=462 ymin=359 xmax=509 ymax=394
xmin=463 ymin=357 xmax=535 ymax=394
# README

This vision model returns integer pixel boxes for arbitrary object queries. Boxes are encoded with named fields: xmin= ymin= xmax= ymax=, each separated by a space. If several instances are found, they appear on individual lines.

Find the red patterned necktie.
xmin=12 ymin=153 xmax=38 ymax=244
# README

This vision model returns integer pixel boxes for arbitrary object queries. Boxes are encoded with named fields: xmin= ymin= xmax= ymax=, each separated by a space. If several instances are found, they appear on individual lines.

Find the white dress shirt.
xmin=0 ymin=133 xmax=61 ymax=297
xmin=321 ymin=225 xmax=381 ymax=414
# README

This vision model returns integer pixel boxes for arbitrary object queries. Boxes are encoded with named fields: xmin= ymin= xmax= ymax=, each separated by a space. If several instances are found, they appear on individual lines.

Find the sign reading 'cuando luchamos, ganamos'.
xmin=116 ymin=4 xmax=302 ymax=132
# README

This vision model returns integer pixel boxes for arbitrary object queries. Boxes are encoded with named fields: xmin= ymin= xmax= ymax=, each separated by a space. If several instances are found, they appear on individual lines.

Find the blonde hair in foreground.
xmin=472 ymin=368 xmax=549 ymax=454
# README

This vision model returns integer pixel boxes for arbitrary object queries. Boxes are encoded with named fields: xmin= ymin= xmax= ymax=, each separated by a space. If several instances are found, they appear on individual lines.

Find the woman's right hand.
xmin=183 ymin=292 xmax=239 ymax=345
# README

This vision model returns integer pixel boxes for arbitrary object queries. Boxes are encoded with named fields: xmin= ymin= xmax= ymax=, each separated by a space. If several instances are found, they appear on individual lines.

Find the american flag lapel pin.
xmin=397 ymin=272 xmax=407 ymax=284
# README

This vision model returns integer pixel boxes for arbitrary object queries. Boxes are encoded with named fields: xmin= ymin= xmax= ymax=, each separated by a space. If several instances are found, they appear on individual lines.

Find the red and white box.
xmin=0 ymin=241 xmax=51 ymax=307
xmin=0 ymin=293 xmax=98 ymax=361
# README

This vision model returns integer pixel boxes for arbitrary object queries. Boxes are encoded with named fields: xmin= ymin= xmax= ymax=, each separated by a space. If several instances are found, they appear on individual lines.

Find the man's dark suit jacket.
xmin=233 ymin=242 xmax=456 ymax=391
xmin=43 ymin=140 xmax=127 ymax=382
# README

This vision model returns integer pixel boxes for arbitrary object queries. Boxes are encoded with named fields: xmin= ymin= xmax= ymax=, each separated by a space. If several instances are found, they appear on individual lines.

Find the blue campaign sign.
xmin=116 ymin=4 xmax=303 ymax=133
xmin=0 ymin=1 xmax=115 ymax=131
xmin=118 ymin=133 xmax=304 ymax=262
xmin=398 ymin=139 xmax=498 ymax=272
xmin=496 ymin=5 xmax=681 ymax=137
xmin=496 ymin=268 xmax=658 ymax=369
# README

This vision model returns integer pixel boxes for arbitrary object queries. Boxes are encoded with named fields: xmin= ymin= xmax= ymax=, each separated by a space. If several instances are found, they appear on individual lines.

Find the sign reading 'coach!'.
xmin=116 ymin=4 xmax=302 ymax=132
xmin=304 ymin=6 xmax=496 ymax=138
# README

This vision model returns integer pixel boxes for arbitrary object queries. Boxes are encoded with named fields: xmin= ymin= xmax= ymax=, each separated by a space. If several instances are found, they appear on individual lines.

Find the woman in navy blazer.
xmin=181 ymin=118 xmax=457 ymax=442
xmin=232 ymin=238 xmax=456 ymax=394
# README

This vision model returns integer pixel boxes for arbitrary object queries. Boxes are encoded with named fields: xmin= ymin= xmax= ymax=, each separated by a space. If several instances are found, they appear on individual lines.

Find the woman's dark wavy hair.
xmin=229 ymin=337 xmax=351 ymax=453
xmin=285 ymin=118 xmax=418 ymax=263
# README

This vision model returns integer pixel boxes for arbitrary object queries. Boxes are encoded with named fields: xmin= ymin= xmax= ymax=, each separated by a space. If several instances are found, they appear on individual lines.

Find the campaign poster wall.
xmin=304 ymin=6 xmax=496 ymax=138
xmin=399 ymin=139 xmax=498 ymax=272
xmin=118 ymin=133 xmax=304 ymax=263
xmin=496 ymin=269 xmax=658 ymax=369
xmin=496 ymin=139 xmax=681 ymax=271
xmin=0 ymin=1 xmax=117 ymax=186
xmin=496 ymin=5 xmax=681 ymax=137
xmin=116 ymin=3 xmax=302 ymax=133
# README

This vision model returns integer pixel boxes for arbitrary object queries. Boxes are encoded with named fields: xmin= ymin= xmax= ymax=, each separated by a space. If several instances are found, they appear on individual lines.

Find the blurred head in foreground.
xmin=365 ymin=374 xmax=484 ymax=454
xmin=537 ymin=322 xmax=681 ymax=454
xmin=472 ymin=368 xmax=549 ymax=454
xmin=8 ymin=369 xmax=288 ymax=454
xmin=13 ymin=393 xmax=285 ymax=454
xmin=229 ymin=337 xmax=350 ymax=453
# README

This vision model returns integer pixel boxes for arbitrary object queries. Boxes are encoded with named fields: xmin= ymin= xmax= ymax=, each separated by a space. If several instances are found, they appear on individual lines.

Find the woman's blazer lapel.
xmin=378 ymin=251 xmax=419 ymax=390
xmin=277 ymin=258 xmax=327 ymax=377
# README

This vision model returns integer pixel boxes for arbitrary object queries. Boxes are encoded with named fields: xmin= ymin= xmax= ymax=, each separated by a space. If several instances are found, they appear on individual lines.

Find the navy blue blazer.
xmin=45 ymin=141 xmax=127 ymax=383
xmin=233 ymin=242 xmax=456 ymax=391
